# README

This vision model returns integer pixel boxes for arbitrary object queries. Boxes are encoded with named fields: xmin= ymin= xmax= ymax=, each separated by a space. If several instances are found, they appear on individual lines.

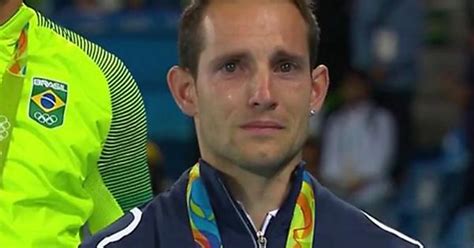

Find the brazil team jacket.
xmin=81 ymin=160 xmax=423 ymax=248
xmin=0 ymin=4 xmax=152 ymax=247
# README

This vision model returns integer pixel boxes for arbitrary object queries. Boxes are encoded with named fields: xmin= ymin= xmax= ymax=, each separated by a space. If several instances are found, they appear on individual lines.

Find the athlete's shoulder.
xmin=32 ymin=12 xmax=153 ymax=213
xmin=34 ymin=13 xmax=131 ymax=82
xmin=313 ymin=180 xmax=423 ymax=247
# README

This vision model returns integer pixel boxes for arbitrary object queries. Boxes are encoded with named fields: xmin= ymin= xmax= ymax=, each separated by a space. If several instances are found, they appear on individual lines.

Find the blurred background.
xmin=25 ymin=0 xmax=473 ymax=246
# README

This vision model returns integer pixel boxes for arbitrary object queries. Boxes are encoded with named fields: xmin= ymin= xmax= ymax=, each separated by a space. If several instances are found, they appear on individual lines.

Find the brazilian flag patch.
xmin=29 ymin=77 xmax=68 ymax=128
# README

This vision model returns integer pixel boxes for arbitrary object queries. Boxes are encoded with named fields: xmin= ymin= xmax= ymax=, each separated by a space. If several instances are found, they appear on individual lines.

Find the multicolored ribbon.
xmin=186 ymin=164 xmax=316 ymax=248
xmin=0 ymin=23 xmax=29 ymax=178
xmin=286 ymin=172 xmax=316 ymax=248
xmin=186 ymin=164 xmax=223 ymax=248
xmin=8 ymin=23 xmax=29 ymax=76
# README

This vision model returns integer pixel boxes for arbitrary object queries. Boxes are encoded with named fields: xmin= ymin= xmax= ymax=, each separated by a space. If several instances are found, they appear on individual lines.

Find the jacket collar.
xmin=197 ymin=159 xmax=308 ymax=246
xmin=0 ymin=4 xmax=34 ymax=42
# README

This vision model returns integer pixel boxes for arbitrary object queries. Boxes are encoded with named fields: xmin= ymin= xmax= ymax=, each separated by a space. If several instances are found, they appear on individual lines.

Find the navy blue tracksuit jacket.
xmin=81 ymin=160 xmax=423 ymax=248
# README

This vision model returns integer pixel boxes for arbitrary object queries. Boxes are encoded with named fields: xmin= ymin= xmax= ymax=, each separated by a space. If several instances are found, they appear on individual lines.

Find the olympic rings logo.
xmin=0 ymin=115 xmax=11 ymax=142
xmin=34 ymin=112 xmax=58 ymax=126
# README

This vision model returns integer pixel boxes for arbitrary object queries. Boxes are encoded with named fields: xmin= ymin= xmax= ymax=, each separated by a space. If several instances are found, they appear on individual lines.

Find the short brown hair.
xmin=178 ymin=0 xmax=320 ymax=78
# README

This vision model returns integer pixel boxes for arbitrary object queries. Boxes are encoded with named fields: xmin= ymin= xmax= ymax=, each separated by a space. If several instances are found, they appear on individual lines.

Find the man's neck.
xmin=0 ymin=0 xmax=22 ymax=25
xmin=218 ymin=158 xmax=300 ymax=231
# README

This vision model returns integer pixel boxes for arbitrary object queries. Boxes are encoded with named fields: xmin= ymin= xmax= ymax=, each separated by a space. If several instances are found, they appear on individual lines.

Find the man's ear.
xmin=167 ymin=66 xmax=197 ymax=117
xmin=310 ymin=65 xmax=330 ymax=112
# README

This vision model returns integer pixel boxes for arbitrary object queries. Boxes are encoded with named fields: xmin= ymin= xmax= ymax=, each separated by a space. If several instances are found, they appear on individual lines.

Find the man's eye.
xmin=223 ymin=62 xmax=237 ymax=73
xmin=278 ymin=63 xmax=295 ymax=73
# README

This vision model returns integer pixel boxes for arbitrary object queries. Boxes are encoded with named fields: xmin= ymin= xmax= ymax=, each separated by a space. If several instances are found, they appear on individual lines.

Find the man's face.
xmin=183 ymin=1 xmax=327 ymax=175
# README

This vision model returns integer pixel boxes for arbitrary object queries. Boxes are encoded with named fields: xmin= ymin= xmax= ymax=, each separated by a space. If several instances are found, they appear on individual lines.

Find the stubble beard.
xmin=224 ymin=140 xmax=303 ymax=178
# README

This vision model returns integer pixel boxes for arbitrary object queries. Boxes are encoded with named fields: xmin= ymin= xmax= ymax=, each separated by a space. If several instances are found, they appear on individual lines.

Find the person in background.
xmin=0 ymin=1 xmax=152 ymax=247
xmin=351 ymin=0 xmax=423 ymax=186
xmin=81 ymin=1 xmax=422 ymax=247
xmin=320 ymin=69 xmax=396 ymax=219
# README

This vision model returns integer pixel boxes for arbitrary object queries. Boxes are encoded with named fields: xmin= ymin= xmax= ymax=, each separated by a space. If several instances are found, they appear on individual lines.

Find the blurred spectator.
xmin=320 ymin=70 xmax=396 ymax=218
xmin=350 ymin=0 xmax=424 ymax=186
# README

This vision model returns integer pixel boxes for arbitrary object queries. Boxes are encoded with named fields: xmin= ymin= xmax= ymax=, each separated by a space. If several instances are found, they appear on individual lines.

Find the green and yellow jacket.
xmin=0 ymin=4 xmax=152 ymax=247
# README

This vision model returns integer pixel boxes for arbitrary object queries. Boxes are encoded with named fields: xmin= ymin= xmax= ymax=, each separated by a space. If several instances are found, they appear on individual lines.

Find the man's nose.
xmin=248 ymin=69 xmax=277 ymax=111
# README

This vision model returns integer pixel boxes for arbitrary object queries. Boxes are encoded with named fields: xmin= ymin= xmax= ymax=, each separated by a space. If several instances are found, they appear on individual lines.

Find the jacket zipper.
xmin=219 ymin=178 xmax=258 ymax=248
xmin=256 ymin=230 xmax=268 ymax=248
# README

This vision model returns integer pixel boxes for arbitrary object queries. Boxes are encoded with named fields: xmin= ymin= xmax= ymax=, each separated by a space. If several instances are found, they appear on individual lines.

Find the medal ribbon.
xmin=186 ymin=163 xmax=316 ymax=248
